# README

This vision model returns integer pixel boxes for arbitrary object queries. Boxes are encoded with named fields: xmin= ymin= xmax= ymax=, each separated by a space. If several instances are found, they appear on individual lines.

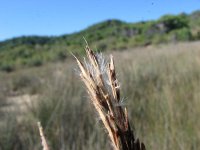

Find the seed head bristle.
xmin=75 ymin=45 xmax=146 ymax=150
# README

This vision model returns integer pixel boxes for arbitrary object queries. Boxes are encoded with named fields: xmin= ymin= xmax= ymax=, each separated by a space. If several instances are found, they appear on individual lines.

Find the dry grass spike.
xmin=74 ymin=44 xmax=146 ymax=150
xmin=37 ymin=122 xmax=50 ymax=150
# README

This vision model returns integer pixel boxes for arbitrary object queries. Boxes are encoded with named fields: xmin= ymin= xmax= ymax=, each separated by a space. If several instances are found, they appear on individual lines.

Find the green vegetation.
xmin=1 ymin=10 xmax=200 ymax=71
xmin=0 ymin=42 xmax=200 ymax=149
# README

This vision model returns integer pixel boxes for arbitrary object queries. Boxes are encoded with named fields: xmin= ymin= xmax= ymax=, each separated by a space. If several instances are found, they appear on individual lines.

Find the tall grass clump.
xmin=74 ymin=44 xmax=145 ymax=150
xmin=114 ymin=43 xmax=200 ymax=149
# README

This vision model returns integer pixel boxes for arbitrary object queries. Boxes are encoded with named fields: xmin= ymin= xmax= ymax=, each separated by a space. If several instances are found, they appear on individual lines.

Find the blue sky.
xmin=0 ymin=0 xmax=200 ymax=41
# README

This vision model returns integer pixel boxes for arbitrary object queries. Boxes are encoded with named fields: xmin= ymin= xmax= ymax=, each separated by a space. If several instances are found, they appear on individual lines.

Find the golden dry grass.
xmin=75 ymin=45 xmax=145 ymax=150
xmin=38 ymin=122 xmax=50 ymax=150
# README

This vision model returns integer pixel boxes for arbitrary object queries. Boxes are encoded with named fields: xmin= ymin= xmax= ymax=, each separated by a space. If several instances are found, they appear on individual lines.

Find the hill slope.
xmin=0 ymin=10 xmax=200 ymax=72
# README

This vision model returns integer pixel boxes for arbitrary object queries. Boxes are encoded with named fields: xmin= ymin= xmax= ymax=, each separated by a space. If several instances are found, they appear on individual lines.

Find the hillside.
xmin=0 ymin=10 xmax=200 ymax=72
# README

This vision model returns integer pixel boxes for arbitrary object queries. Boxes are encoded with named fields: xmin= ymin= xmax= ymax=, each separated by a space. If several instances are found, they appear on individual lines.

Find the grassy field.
xmin=0 ymin=41 xmax=200 ymax=149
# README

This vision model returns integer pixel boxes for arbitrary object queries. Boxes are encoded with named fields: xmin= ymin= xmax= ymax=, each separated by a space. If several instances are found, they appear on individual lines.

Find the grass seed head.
xmin=75 ymin=45 xmax=146 ymax=150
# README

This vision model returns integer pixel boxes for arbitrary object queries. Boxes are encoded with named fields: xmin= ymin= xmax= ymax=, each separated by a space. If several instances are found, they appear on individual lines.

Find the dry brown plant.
xmin=74 ymin=44 xmax=146 ymax=150
xmin=38 ymin=122 xmax=50 ymax=150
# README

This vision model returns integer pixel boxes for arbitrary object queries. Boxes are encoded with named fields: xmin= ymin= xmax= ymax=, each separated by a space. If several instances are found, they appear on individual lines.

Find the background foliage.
xmin=0 ymin=10 xmax=200 ymax=71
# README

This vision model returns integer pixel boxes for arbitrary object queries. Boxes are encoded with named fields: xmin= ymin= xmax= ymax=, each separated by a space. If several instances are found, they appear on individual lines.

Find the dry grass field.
xmin=0 ymin=41 xmax=200 ymax=149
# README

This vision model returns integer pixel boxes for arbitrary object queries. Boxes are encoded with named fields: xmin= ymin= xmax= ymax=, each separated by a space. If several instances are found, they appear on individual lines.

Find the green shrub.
xmin=169 ymin=28 xmax=192 ymax=41
xmin=27 ymin=56 xmax=43 ymax=67
xmin=158 ymin=14 xmax=189 ymax=32
xmin=54 ymin=50 xmax=67 ymax=61
xmin=0 ymin=62 xmax=15 ymax=72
